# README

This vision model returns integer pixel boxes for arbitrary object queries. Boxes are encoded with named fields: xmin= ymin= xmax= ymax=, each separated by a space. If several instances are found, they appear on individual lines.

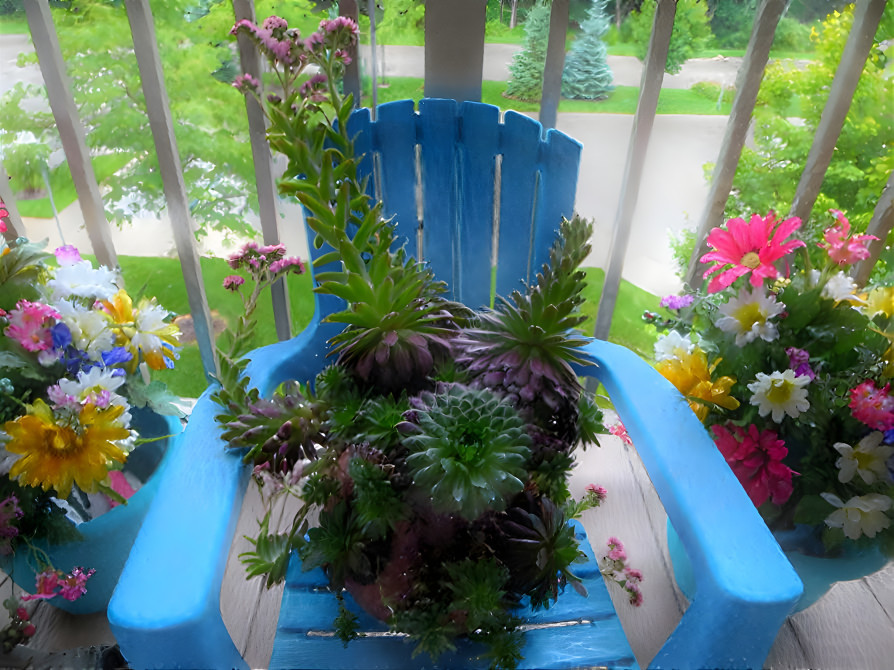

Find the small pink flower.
xmin=300 ymin=73 xmax=328 ymax=102
xmin=23 ymin=623 xmax=36 ymax=637
xmin=585 ymin=483 xmax=607 ymax=505
xmin=712 ymin=423 xmax=797 ymax=506
xmin=58 ymin=567 xmax=95 ymax=602
xmin=16 ymin=606 xmax=29 ymax=621
xmin=659 ymin=294 xmax=695 ymax=310
xmin=223 ymin=275 xmax=245 ymax=291
xmin=261 ymin=15 xmax=288 ymax=33
xmin=5 ymin=300 xmax=60 ymax=352
xmin=54 ymin=244 xmax=82 ymax=265
xmin=21 ymin=570 xmax=60 ymax=601
xmin=849 ymin=380 xmax=894 ymax=431
xmin=608 ymin=421 xmax=632 ymax=445
xmin=269 ymin=256 xmax=305 ymax=275
xmin=233 ymin=73 xmax=261 ymax=93
xmin=818 ymin=210 xmax=877 ymax=266
xmin=606 ymin=537 xmax=627 ymax=561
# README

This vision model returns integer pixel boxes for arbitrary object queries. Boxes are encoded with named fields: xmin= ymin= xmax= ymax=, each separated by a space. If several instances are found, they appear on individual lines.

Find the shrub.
xmin=627 ymin=0 xmax=713 ymax=75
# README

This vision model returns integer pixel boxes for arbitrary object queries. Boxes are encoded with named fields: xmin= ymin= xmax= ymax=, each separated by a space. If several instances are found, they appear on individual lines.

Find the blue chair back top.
xmin=306 ymin=98 xmax=581 ymax=312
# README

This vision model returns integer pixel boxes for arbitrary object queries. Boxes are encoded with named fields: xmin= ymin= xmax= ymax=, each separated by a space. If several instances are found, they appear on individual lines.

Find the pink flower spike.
xmin=21 ymin=570 xmax=60 ymax=601
xmin=608 ymin=422 xmax=633 ymax=445
xmin=700 ymin=213 xmax=805 ymax=293
xmin=817 ymin=209 xmax=878 ymax=266
xmin=58 ymin=567 xmax=95 ymax=602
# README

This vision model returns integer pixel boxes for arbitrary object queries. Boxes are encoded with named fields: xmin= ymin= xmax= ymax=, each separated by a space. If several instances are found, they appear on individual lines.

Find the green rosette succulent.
xmin=404 ymin=385 xmax=531 ymax=520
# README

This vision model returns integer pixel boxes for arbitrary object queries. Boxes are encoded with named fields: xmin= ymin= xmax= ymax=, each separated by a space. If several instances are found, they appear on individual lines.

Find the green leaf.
xmin=793 ymin=494 xmax=835 ymax=526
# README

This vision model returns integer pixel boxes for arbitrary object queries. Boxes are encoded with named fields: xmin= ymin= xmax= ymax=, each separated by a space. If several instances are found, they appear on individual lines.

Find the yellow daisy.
xmin=5 ymin=400 xmax=130 ymax=498
xmin=656 ymin=347 xmax=740 ymax=421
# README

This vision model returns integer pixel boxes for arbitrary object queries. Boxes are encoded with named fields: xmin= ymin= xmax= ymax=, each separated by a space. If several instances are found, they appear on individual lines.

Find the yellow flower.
xmin=101 ymin=289 xmax=180 ymax=371
xmin=4 ymin=400 xmax=130 ymax=498
xmin=863 ymin=286 xmax=894 ymax=318
xmin=656 ymin=347 xmax=740 ymax=421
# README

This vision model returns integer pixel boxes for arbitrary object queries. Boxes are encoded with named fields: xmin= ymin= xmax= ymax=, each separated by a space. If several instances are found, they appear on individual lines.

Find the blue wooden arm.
xmin=576 ymin=338 xmax=803 ymax=669
xmin=108 ymin=299 xmax=339 ymax=669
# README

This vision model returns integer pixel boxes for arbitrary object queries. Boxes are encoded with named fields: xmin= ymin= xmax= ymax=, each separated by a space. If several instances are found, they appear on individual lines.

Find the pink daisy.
xmin=700 ymin=212 xmax=805 ymax=293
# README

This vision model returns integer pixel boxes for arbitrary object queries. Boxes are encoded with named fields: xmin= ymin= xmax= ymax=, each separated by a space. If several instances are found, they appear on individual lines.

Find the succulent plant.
xmin=455 ymin=216 xmax=594 ymax=451
xmin=488 ymin=492 xmax=587 ymax=610
xmin=404 ymin=385 xmax=531 ymax=520
xmin=216 ymin=380 xmax=324 ymax=469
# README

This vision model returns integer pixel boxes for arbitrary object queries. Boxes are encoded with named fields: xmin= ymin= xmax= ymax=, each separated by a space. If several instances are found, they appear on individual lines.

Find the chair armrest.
xmin=575 ymin=339 xmax=803 ymax=670
xmin=110 ymin=313 xmax=336 ymax=669
xmin=108 ymin=383 xmax=250 ymax=670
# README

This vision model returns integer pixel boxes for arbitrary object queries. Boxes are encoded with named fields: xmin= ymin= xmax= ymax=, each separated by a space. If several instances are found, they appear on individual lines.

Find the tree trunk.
xmin=616 ymin=0 xmax=622 ymax=30
xmin=510 ymin=0 xmax=519 ymax=28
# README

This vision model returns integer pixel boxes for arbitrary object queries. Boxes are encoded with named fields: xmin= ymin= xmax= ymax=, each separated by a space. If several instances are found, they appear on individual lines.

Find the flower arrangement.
xmin=217 ymin=14 xmax=641 ymax=669
xmin=0 ymin=239 xmax=182 ymax=646
xmin=650 ymin=210 xmax=894 ymax=556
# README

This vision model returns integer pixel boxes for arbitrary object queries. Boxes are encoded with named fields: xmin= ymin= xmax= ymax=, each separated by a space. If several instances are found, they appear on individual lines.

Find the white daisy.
xmin=46 ymin=260 xmax=119 ymax=302
xmin=54 ymin=300 xmax=116 ymax=361
xmin=747 ymin=369 xmax=811 ymax=422
xmin=808 ymin=269 xmax=864 ymax=304
xmin=653 ymin=330 xmax=694 ymax=362
xmin=716 ymin=287 xmax=785 ymax=346
xmin=821 ymin=492 xmax=892 ymax=540
xmin=834 ymin=431 xmax=894 ymax=485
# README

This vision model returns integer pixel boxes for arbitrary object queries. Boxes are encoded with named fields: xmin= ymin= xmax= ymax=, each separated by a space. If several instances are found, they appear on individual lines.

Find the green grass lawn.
xmin=115 ymin=256 xmax=660 ymax=399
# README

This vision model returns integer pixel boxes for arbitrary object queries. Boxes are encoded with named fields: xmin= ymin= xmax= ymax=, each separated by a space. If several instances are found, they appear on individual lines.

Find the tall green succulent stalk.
xmin=457 ymin=215 xmax=594 ymax=440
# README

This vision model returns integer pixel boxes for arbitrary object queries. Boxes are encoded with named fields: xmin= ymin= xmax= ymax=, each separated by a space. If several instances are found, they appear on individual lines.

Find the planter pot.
xmin=667 ymin=520 xmax=888 ymax=614
xmin=0 ymin=408 xmax=183 ymax=614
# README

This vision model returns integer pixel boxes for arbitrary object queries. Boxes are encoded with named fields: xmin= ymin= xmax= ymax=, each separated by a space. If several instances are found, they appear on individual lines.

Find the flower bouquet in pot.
xmin=216 ymin=14 xmax=642 ymax=670
xmin=0 ymin=239 xmax=183 ymax=639
xmin=650 ymin=210 xmax=894 ymax=605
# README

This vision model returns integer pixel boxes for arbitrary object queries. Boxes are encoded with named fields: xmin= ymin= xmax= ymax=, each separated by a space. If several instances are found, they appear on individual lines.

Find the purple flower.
xmin=659 ymin=294 xmax=695 ymax=310
xmin=54 ymin=245 xmax=82 ymax=266
xmin=269 ymin=257 xmax=305 ymax=275
xmin=233 ymin=73 xmax=261 ymax=93
xmin=785 ymin=347 xmax=816 ymax=381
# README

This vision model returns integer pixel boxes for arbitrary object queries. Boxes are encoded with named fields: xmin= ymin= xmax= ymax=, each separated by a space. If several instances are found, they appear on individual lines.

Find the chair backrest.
xmin=306 ymin=98 xmax=582 ymax=312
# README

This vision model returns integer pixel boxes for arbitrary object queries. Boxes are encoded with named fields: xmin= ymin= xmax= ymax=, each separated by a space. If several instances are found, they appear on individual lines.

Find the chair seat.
xmin=270 ymin=521 xmax=638 ymax=670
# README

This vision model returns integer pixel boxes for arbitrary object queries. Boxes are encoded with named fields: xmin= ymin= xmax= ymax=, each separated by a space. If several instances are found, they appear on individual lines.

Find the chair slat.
xmin=532 ymin=128 xmax=582 ymax=274
xmin=455 ymin=101 xmax=500 ymax=309
xmin=418 ymin=98 xmax=461 ymax=296
xmin=371 ymin=100 xmax=422 ymax=256
xmin=495 ymin=111 xmax=544 ymax=298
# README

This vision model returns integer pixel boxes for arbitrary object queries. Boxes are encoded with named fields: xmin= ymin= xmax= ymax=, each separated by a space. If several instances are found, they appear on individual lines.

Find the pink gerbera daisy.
xmin=712 ymin=423 xmax=797 ymax=507
xmin=700 ymin=212 xmax=805 ymax=293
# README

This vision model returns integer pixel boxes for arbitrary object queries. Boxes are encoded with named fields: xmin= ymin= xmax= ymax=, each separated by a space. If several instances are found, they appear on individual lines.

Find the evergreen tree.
xmin=562 ymin=0 xmax=614 ymax=100
xmin=504 ymin=0 xmax=551 ymax=101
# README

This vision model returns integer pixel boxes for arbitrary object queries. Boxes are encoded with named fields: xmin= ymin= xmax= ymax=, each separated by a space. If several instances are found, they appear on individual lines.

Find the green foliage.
xmin=562 ymin=0 xmax=615 ymax=100
xmin=628 ymin=0 xmax=713 ymax=74
xmin=504 ymin=0 xmax=551 ymax=101
xmin=348 ymin=457 xmax=407 ymax=540
xmin=300 ymin=500 xmax=371 ymax=587
xmin=405 ymin=386 xmax=531 ymax=520
xmin=239 ymin=510 xmax=305 ymax=588
xmin=333 ymin=592 xmax=362 ymax=647
xmin=707 ymin=0 xmax=756 ymax=49
xmin=727 ymin=4 xmax=894 ymax=278
xmin=0 ymin=142 xmax=51 ymax=195
xmin=771 ymin=16 xmax=813 ymax=52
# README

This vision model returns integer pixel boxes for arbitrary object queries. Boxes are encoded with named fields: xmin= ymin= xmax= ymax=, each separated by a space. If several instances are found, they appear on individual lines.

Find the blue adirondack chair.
xmin=108 ymin=99 xmax=802 ymax=669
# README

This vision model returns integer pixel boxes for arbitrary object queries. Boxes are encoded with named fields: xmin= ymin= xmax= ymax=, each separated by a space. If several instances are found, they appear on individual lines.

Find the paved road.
xmin=4 ymin=35 xmax=747 ymax=296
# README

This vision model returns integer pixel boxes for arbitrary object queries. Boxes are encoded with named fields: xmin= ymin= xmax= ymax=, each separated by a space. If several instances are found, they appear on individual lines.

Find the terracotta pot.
xmin=0 ymin=408 xmax=183 ymax=614
xmin=667 ymin=520 xmax=888 ymax=613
